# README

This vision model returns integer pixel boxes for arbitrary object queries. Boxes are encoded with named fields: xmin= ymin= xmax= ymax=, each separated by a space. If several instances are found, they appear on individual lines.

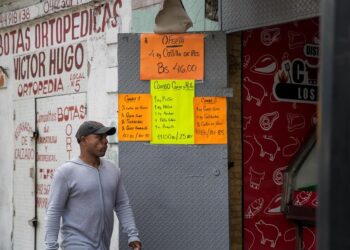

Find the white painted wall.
xmin=0 ymin=0 xmax=131 ymax=248
xmin=0 ymin=56 xmax=15 ymax=250
xmin=0 ymin=0 xmax=40 ymax=13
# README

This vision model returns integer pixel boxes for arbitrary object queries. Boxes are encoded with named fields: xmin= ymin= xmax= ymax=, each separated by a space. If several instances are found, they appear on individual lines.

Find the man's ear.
xmin=79 ymin=136 xmax=87 ymax=144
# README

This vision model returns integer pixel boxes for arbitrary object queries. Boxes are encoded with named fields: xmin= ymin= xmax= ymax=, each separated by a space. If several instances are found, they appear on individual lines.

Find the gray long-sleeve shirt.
xmin=45 ymin=157 xmax=140 ymax=250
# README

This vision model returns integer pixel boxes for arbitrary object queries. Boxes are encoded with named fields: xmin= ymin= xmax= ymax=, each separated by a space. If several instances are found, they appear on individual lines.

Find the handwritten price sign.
xmin=140 ymin=33 xmax=204 ymax=80
xmin=194 ymin=97 xmax=227 ymax=144
xmin=118 ymin=94 xmax=152 ymax=141
xmin=151 ymin=80 xmax=195 ymax=144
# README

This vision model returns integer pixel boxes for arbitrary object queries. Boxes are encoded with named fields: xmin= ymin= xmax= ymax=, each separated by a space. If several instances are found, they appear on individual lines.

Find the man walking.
xmin=45 ymin=121 xmax=141 ymax=250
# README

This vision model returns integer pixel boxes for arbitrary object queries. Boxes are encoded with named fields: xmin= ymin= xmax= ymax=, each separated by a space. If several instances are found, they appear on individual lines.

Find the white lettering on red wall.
xmin=243 ymin=18 xmax=319 ymax=250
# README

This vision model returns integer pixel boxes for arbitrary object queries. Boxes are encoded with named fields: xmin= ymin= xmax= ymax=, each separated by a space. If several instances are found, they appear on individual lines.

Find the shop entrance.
xmin=12 ymin=93 xmax=86 ymax=250
xmin=13 ymin=99 xmax=36 ymax=250
xmin=35 ymin=93 xmax=86 ymax=249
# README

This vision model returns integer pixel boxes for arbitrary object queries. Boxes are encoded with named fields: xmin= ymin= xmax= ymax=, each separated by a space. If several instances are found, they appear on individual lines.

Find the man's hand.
xmin=129 ymin=241 xmax=142 ymax=250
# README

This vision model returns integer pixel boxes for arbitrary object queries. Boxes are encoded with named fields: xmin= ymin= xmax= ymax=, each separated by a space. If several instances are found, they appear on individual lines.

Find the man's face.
xmin=82 ymin=134 xmax=108 ymax=157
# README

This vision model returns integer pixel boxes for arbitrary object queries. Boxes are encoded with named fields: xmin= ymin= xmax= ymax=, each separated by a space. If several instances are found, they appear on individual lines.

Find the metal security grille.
xmin=118 ymin=32 xmax=229 ymax=250
xmin=222 ymin=0 xmax=320 ymax=32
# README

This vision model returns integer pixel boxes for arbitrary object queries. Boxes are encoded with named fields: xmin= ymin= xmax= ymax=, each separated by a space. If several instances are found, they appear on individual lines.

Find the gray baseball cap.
xmin=76 ymin=121 xmax=116 ymax=143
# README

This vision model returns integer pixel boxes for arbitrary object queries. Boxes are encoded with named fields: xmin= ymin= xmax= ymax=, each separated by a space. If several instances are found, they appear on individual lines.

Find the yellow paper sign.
xmin=118 ymin=94 xmax=152 ymax=141
xmin=140 ymin=33 xmax=204 ymax=80
xmin=151 ymin=80 xmax=194 ymax=144
xmin=194 ymin=97 xmax=227 ymax=144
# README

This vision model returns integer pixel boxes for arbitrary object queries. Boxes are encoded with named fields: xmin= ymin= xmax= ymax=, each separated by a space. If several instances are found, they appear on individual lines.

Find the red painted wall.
xmin=243 ymin=18 xmax=319 ymax=250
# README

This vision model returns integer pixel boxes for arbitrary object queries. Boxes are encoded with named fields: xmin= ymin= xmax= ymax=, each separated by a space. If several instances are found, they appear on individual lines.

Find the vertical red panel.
xmin=243 ymin=18 xmax=319 ymax=250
